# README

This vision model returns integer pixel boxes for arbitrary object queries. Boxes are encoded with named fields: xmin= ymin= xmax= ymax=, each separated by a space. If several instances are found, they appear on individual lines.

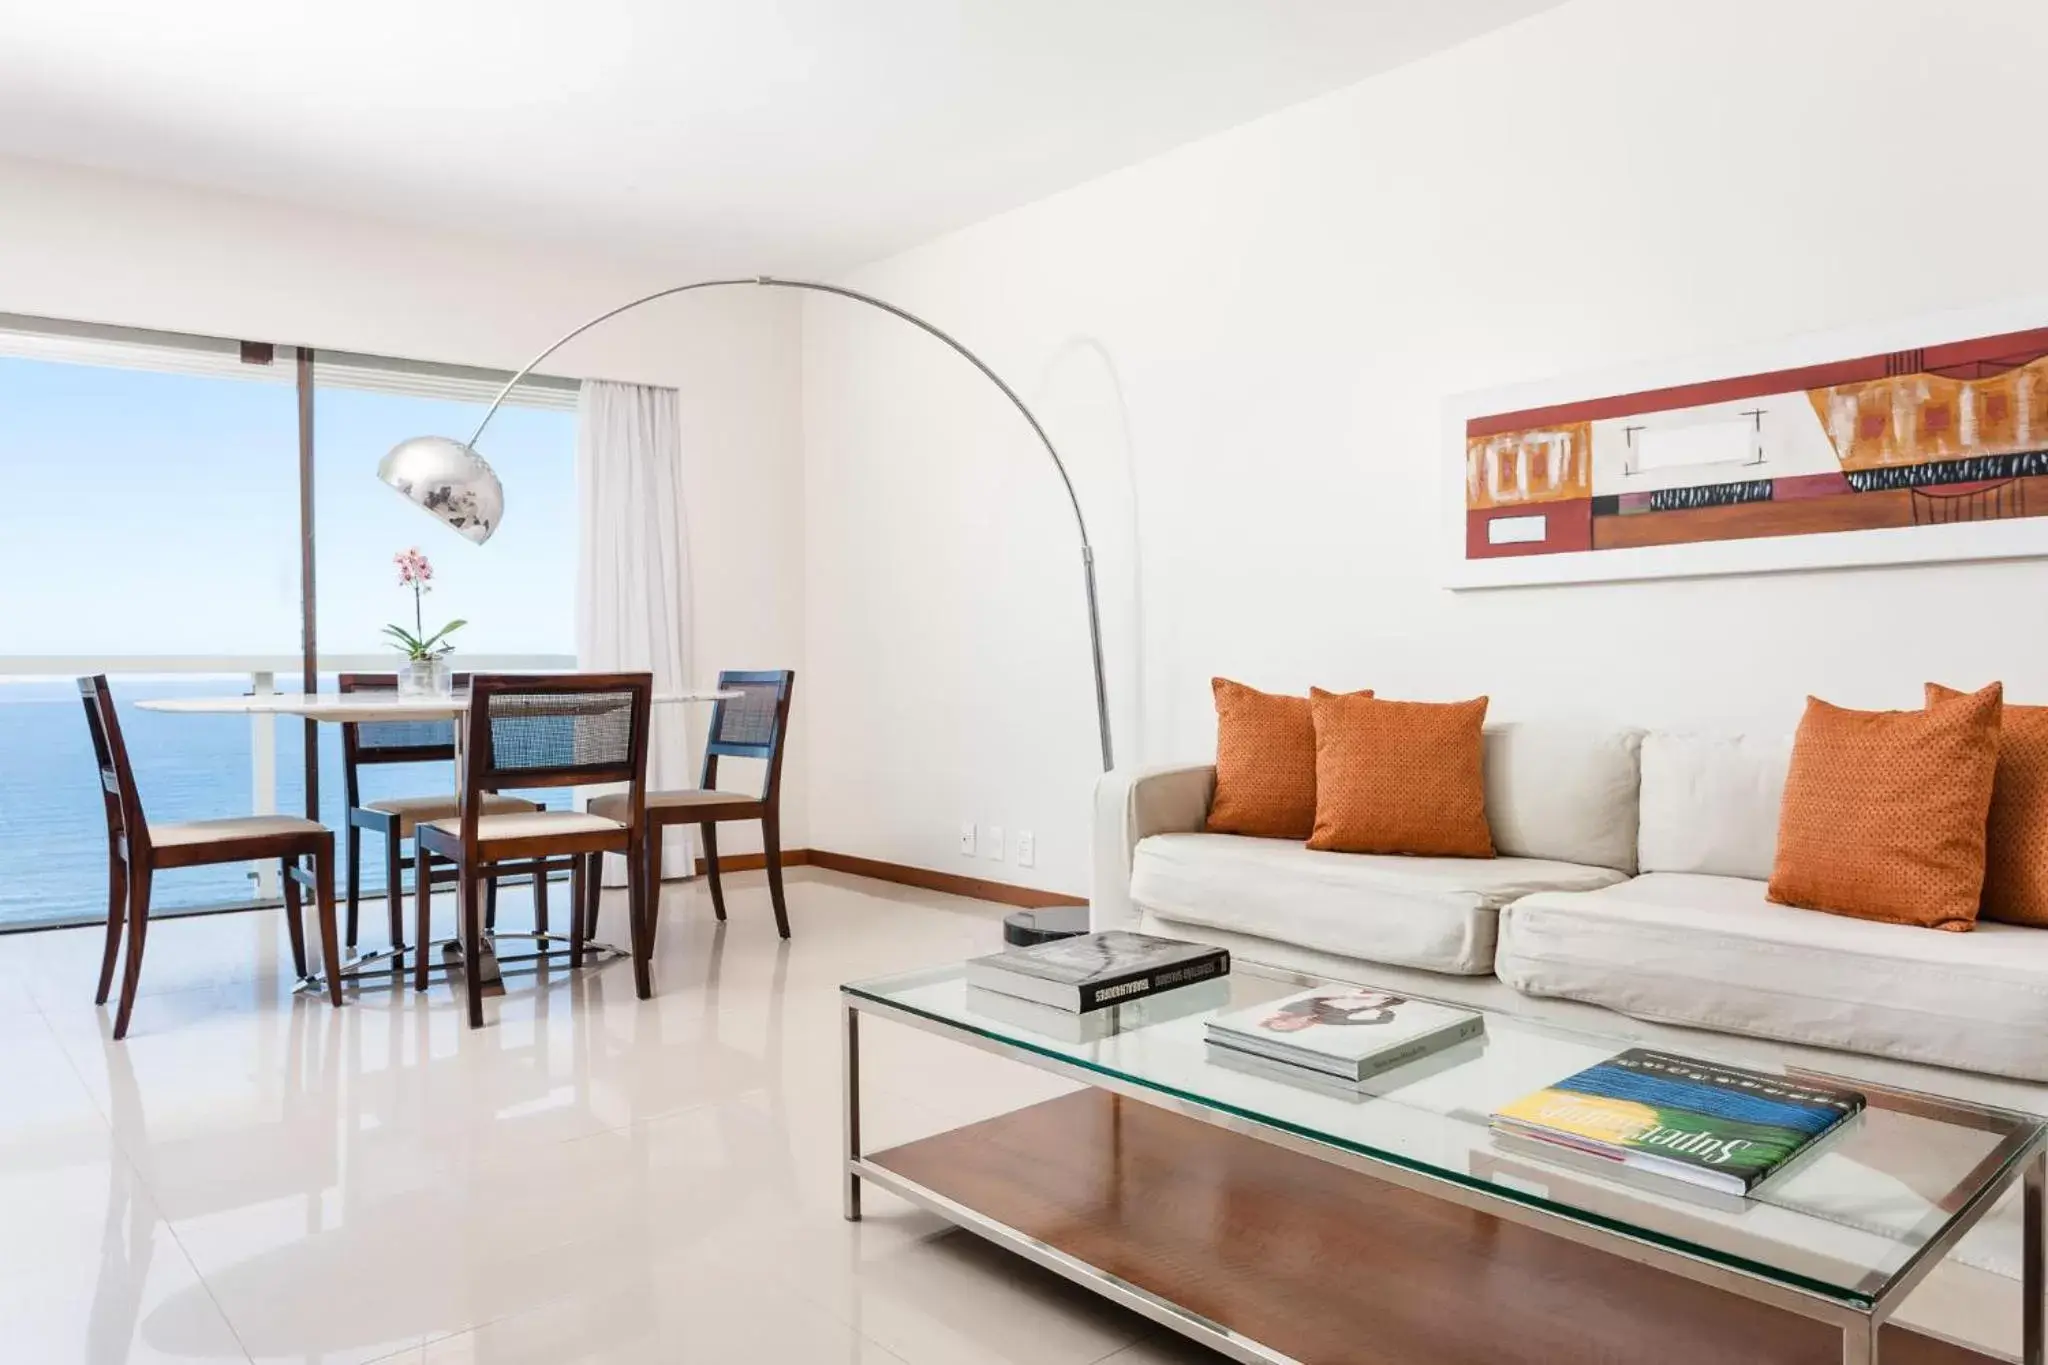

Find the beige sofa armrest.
xmin=1091 ymin=763 xmax=1216 ymax=931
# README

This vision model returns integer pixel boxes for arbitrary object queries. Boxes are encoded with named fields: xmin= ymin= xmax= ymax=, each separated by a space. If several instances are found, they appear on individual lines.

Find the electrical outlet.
xmin=959 ymin=822 xmax=977 ymax=857
xmin=1015 ymin=830 xmax=1036 ymax=868
xmin=985 ymin=824 xmax=1005 ymax=861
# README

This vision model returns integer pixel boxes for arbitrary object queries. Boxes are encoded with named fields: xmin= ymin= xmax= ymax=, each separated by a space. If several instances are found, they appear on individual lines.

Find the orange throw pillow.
xmin=1307 ymin=691 xmax=1494 ymax=858
xmin=1767 ymin=683 xmax=2002 ymax=932
xmin=1929 ymin=682 xmax=2048 ymax=927
xmin=1206 ymin=679 xmax=1371 ymax=840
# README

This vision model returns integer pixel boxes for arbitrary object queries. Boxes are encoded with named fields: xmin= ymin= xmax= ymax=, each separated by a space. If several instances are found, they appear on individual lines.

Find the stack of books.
xmin=965 ymin=930 xmax=1230 ymax=1029
xmin=1490 ymin=1048 xmax=1866 ymax=1198
xmin=1204 ymin=987 xmax=1484 ymax=1090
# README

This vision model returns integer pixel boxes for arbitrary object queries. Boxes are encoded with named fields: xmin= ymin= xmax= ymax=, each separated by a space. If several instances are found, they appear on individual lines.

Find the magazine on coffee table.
xmin=1491 ymin=1048 xmax=1866 ymax=1197
xmin=1205 ymin=986 xmax=1483 ymax=1082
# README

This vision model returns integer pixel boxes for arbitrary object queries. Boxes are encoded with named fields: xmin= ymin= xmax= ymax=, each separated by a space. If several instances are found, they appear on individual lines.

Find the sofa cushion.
xmin=1767 ymin=684 xmax=2001 ymax=932
xmin=1130 ymin=832 xmax=1627 ymax=976
xmin=1206 ymin=679 xmax=1369 ymax=840
xmin=1497 ymin=872 xmax=2048 ymax=1082
xmin=1637 ymin=732 xmax=1790 ymax=880
xmin=1309 ymin=692 xmax=1493 ymax=858
xmin=1931 ymin=681 xmax=2048 ymax=928
xmin=1483 ymin=722 xmax=1643 ymax=873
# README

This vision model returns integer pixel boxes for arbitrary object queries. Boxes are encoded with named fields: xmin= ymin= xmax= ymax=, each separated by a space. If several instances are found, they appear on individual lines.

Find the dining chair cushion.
xmin=587 ymin=789 xmax=761 ymax=821
xmin=363 ymin=792 xmax=541 ymax=835
xmin=150 ymin=815 xmax=329 ymax=847
xmin=422 ymin=811 xmax=625 ymax=842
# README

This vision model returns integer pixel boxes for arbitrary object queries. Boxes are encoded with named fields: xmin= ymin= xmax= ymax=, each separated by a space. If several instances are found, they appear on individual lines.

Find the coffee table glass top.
xmin=844 ymin=959 xmax=2045 ymax=1306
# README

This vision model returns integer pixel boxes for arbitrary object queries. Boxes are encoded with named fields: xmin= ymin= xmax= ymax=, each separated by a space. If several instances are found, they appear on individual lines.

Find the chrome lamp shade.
xmin=377 ymin=436 xmax=504 ymax=545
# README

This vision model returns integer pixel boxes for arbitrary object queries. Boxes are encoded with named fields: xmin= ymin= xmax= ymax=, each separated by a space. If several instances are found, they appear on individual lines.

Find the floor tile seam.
xmin=34 ymin=998 xmax=127 ymax=1140
xmin=162 ymin=1207 xmax=262 ymax=1364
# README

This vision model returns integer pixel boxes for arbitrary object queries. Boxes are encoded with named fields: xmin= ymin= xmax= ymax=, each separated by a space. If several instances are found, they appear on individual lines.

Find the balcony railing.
xmin=0 ymin=653 xmax=575 ymax=930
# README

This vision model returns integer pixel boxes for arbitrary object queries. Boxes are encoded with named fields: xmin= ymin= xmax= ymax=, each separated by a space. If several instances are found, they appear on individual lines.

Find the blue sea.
xmin=0 ymin=676 xmax=561 ymax=931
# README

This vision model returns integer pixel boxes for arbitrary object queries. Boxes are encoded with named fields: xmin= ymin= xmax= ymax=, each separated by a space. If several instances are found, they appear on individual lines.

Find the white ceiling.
xmin=0 ymin=0 xmax=1555 ymax=274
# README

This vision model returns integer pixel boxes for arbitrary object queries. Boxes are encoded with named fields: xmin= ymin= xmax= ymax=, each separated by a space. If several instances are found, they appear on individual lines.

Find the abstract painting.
xmin=1449 ymin=313 xmax=2048 ymax=587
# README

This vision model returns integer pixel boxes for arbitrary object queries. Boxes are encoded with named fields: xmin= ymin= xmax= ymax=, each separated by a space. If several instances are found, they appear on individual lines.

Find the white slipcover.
xmin=1483 ymin=722 xmax=1644 ymax=873
xmin=1636 ymin=732 xmax=1791 ymax=880
xmin=1497 ymin=872 xmax=2048 ymax=1082
xmin=1130 ymin=832 xmax=1626 ymax=975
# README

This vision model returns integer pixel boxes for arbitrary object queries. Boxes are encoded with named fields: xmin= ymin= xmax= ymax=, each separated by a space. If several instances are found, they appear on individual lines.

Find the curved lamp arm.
xmin=444 ymin=274 xmax=1115 ymax=772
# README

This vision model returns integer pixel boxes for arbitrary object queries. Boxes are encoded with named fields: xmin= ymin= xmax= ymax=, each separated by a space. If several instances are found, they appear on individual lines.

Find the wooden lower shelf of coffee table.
xmin=868 ymin=1089 xmax=1995 ymax=1365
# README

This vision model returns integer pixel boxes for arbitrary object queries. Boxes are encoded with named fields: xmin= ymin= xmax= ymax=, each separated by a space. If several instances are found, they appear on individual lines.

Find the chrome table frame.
xmin=295 ymin=927 xmax=630 ymax=997
xmin=840 ymin=987 xmax=2046 ymax=1365
xmin=279 ymin=857 xmax=630 ymax=997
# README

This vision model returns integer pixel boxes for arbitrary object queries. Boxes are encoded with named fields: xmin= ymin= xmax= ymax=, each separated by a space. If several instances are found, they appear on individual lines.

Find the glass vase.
xmin=397 ymin=655 xmax=451 ymax=698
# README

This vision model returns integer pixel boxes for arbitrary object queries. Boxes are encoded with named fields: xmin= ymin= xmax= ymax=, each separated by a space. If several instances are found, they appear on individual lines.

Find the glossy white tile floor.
xmin=0 ymin=868 xmax=1225 ymax=1365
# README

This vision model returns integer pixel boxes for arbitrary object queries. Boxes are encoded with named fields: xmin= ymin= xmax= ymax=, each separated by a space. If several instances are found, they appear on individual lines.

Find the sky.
xmin=0 ymin=355 xmax=577 ymax=658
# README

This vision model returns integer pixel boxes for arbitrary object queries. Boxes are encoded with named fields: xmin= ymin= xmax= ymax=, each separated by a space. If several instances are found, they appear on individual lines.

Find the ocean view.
xmin=0 ymin=675 xmax=562 ymax=930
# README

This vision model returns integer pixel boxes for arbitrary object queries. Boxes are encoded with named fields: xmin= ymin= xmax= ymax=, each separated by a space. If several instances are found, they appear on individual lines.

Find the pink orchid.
xmin=386 ymin=547 xmax=464 ymax=659
xmin=394 ymin=547 xmax=433 ymax=588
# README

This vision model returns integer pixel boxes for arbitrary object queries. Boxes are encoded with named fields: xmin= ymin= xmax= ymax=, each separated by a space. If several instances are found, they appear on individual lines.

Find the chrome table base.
xmin=295 ymin=931 xmax=628 ymax=997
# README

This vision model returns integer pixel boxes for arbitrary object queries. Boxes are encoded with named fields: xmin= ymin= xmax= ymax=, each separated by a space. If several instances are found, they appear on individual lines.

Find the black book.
xmin=964 ymin=931 xmax=1229 ymax=1012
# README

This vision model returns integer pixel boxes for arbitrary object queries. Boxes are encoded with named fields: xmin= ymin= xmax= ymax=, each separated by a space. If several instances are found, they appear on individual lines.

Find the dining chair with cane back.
xmin=78 ymin=675 xmax=343 ymax=1039
xmin=587 ymin=669 xmax=795 ymax=944
xmin=413 ymin=673 xmax=654 ymax=1028
xmin=337 ymin=672 xmax=556 ymax=963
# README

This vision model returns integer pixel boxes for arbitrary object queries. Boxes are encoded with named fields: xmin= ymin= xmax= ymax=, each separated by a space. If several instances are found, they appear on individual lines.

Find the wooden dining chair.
xmin=337 ymin=672 xmax=547 ymax=961
xmin=587 ymin=669 xmax=795 ymax=944
xmin=78 ymin=675 xmax=343 ymax=1039
xmin=414 ymin=673 xmax=654 ymax=1028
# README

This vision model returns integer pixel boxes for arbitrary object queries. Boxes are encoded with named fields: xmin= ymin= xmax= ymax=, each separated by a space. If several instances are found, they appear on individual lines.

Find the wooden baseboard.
xmin=806 ymin=850 xmax=1086 ymax=909
xmin=690 ymin=849 xmax=813 ymax=876
xmin=684 ymin=846 xmax=1084 ymax=909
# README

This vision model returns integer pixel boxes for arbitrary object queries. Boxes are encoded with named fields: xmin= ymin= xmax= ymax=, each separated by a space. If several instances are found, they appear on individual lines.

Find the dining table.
xmin=136 ymin=683 xmax=738 ymax=995
xmin=135 ymin=687 xmax=736 ymax=722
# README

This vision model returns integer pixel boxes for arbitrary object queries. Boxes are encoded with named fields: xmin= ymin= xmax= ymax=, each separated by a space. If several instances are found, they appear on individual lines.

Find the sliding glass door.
xmin=0 ymin=351 xmax=304 ymax=925
xmin=0 ymin=320 xmax=578 ymax=930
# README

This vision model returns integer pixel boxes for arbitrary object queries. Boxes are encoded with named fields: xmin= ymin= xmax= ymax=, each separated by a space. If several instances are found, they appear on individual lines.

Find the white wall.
xmin=0 ymin=154 xmax=807 ymax=849
xmin=803 ymin=0 xmax=2048 ymax=895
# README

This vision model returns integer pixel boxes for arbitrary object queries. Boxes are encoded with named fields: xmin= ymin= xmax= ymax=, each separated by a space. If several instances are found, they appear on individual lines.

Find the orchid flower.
xmin=386 ymin=547 xmax=464 ymax=659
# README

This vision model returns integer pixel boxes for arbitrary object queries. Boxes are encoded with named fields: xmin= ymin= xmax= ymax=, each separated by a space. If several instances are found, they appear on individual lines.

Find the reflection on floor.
xmin=0 ymin=867 xmax=1221 ymax=1365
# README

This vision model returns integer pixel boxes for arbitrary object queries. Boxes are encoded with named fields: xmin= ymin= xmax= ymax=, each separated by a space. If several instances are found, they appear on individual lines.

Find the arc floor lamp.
xmin=379 ymin=275 xmax=1115 ymax=773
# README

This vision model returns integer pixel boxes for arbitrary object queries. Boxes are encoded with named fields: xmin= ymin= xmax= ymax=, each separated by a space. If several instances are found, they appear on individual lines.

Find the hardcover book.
xmin=1205 ymin=1033 xmax=1485 ymax=1099
xmin=1204 ymin=987 xmax=1484 ymax=1082
xmin=1491 ymin=1048 xmax=1865 ymax=1196
xmin=966 ymin=979 xmax=1231 ymax=1043
xmin=1486 ymin=1132 xmax=1750 ymax=1214
xmin=964 ymin=931 xmax=1229 ymax=1013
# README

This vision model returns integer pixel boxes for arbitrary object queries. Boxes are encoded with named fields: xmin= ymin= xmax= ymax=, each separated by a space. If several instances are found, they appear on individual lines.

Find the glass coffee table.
xmin=842 ymin=960 xmax=2045 ymax=1365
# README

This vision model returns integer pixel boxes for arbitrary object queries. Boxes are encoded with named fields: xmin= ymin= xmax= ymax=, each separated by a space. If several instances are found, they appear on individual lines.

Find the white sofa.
xmin=1093 ymin=720 xmax=2048 ymax=1350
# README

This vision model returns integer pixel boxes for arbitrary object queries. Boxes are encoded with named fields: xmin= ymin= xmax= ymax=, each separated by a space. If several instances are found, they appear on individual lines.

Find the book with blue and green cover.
xmin=1491 ymin=1049 xmax=1865 ymax=1196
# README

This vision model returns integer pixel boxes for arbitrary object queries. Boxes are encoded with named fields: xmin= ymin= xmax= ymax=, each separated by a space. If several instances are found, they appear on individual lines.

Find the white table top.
xmin=136 ymin=689 xmax=737 ymax=722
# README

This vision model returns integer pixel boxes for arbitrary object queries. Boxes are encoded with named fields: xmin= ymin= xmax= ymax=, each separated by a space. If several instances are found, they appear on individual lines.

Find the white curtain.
xmin=577 ymin=380 xmax=693 ymax=881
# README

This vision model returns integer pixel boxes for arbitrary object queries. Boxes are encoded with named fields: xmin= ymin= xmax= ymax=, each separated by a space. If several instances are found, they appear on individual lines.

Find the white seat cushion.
xmin=421 ymin=811 xmax=623 ymax=842
xmin=587 ymin=788 xmax=759 ymax=821
xmin=363 ymin=792 xmax=540 ymax=836
xmin=1129 ymin=832 xmax=1627 ymax=975
xmin=151 ymin=814 xmax=327 ymax=847
xmin=1497 ymin=872 xmax=2048 ymax=1081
